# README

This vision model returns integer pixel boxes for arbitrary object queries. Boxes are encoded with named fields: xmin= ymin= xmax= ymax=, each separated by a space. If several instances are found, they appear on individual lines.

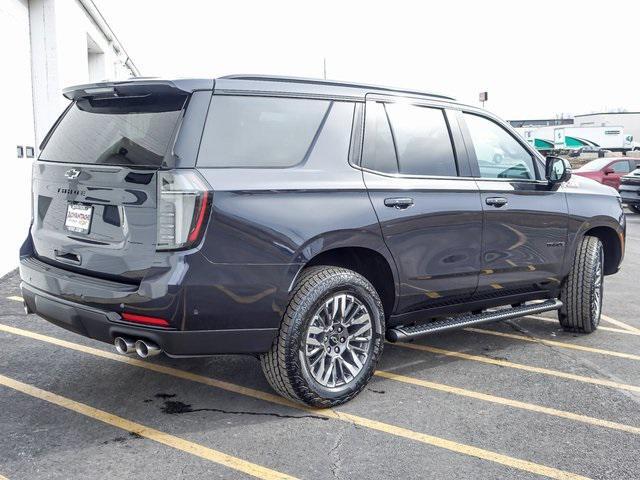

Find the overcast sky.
xmin=95 ymin=0 xmax=639 ymax=120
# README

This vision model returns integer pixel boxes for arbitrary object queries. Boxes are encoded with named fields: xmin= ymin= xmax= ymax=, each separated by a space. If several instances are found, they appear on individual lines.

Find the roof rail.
xmin=220 ymin=74 xmax=455 ymax=101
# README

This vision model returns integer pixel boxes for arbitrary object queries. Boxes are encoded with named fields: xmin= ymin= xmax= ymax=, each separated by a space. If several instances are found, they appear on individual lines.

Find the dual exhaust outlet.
xmin=114 ymin=337 xmax=161 ymax=358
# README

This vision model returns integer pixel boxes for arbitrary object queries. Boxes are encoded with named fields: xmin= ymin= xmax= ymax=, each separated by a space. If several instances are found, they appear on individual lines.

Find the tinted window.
xmin=40 ymin=95 xmax=186 ymax=166
xmin=464 ymin=113 xmax=537 ymax=180
xmin=362 ymin=102 xmax=397 ymax=174
xmin=611 ymin=160 xmax=630 ymax=173
xmin=386 ymin=104 xmax=457 ymax=177
xmin=198 ymin=96 xmax=330 ymax=168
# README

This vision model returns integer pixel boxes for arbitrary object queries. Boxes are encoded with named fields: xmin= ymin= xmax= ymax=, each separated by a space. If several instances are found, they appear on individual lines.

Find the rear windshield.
xmin=197 ymin=96 xmax=331 ymax=168
xmin=39 ymin=95 xmax=186 ymax=166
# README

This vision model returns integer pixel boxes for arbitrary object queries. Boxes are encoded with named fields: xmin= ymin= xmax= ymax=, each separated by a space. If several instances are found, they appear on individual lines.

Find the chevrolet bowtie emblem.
xmin=64 ymin=168 xmax=81 ymax=180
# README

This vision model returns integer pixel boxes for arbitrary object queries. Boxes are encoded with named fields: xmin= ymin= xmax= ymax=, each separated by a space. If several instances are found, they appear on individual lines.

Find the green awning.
xmin=534 ymin=138 xmax=554 ymax=149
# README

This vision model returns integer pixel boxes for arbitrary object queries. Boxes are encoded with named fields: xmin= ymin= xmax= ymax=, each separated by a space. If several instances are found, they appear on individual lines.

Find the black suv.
xmin=20 ymin=75 xmax=625 ymax=407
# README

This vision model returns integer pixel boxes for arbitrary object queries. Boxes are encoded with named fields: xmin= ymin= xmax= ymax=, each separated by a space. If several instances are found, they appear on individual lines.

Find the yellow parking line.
xmin=0 ymin=373 xmax=296 ymax=480
xmin=7 ymin=296 xmax=23 ymax=303
xmin=526 ymin=315 xmax=640 ymax=336
xmin=0 ymin=474 xmax=8 ymax=480
xmin=330 ymin=411 xmax=589 ymax=480
xmin=0 ymin=323 xmax=589 ymax=480
xmin=600 ymin=314 xmax=640 ymax=334
xmin=375 ymin=370 xmax=640 ymax=435
xmin=394 ymin=342 xmax=640 ymax=394
xmin=464 ymin=327 xmax=640 ymax=361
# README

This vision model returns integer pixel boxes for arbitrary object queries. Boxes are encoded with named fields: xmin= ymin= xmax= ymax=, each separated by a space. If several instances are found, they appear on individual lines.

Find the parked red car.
xmin=573 ymin=157 xmax=640 ymax=190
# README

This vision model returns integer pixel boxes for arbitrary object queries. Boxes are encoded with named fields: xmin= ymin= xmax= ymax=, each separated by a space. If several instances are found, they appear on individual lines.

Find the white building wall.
xmin=29 ymin=0 xmax=60 ymax=147
xmin=575 ymin=113 xmax=640 ymax=146
xmin=30 ymin=0 xmax=137 ymax=146
xmin=0 ymin=0 xmax=137 ymax=275
xmin=0 ymin=0 xmax=36 ymax=275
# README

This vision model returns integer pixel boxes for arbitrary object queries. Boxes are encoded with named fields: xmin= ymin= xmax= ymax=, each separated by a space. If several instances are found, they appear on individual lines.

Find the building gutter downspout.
xmin=76 ymin=0 xmax=140 ymax=77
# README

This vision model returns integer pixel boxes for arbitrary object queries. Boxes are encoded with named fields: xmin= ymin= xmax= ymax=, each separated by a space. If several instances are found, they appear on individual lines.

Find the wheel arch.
xmin=583 ymin=225 xmax=623 ymax=275
xmin=292 ymin=246 xmax=398 ymax=318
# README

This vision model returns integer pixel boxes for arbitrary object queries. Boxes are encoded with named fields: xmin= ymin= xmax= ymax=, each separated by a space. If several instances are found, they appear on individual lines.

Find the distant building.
xmin=574 ymin=112 xmax=640 ymax=145
xmin=0 ymin=0 xmax=138 ymax=274
xmin=508 ymin=118 xmax=574 ymax=128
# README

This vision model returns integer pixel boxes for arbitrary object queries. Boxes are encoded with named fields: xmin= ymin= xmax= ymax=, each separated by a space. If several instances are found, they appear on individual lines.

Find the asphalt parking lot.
xmin=1 ymin=215 xmax=640 ymax=480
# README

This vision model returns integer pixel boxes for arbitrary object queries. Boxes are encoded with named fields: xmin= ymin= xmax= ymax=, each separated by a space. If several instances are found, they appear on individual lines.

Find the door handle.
xmin=485 ymin=197 xmax=508 ymax=207
xmin=384 ymin=197 xmax=414 ymax=209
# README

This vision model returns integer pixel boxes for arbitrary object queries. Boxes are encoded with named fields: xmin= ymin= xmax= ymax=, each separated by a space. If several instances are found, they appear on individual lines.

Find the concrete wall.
xmin=0 ymin=0 xmax=137 ymax=275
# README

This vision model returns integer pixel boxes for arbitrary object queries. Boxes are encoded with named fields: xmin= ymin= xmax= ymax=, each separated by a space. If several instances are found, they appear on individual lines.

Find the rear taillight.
xmin=156 ymin=170 xmax=211 ymax=251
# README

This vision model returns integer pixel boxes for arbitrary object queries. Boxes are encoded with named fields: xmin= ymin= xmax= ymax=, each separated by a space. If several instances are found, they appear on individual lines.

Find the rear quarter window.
xmin=197 ymin=96 xmax=331 ymax=168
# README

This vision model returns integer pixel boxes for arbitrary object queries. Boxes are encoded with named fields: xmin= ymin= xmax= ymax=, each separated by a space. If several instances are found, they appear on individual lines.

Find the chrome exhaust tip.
xmin=135 ymin=339 xmax=161 ymax=358
xmin=23 ymin=301 xmax=32 ymax=315
xmin=114 ymin=337 xmax=136 ymax=355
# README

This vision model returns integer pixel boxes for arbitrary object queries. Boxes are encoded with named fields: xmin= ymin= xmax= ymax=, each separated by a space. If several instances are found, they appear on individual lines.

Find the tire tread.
xmin=559 ymin=236 xmax=603 ymax=333
xmin=261 ymin=266 xmax=384 ymax=407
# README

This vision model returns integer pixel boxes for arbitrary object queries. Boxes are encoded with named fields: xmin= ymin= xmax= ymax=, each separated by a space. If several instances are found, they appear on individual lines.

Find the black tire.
xmin=558 ymin=236 xmax=604 ymax=333
xmin=260 ymin=266 xmax=385 ymax=407
xmin=629 ymin=205 xmax=640 ymax=214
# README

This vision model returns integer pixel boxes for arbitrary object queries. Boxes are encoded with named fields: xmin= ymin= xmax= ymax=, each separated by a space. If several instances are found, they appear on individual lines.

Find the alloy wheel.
xmin=302 ymin=293 xmax=373 ymax=389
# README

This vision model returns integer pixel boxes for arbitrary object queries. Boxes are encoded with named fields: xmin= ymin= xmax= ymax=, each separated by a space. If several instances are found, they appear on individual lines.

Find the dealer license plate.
xmin=65 ymin=204 xmax=93 ymax=234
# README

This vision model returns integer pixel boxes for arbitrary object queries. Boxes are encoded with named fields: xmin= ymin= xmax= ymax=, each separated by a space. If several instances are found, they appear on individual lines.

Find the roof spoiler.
xmin=63 ymin=78 xmax=214 ymax=101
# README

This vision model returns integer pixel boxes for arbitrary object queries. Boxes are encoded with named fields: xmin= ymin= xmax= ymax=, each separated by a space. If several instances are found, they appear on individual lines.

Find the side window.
xmin=198 ymin=96 xmax=330 ymax=168
xmin=611 ymin=161 xmax=630 ymax=173
xmin=463 ymin=113 xmax=537 ymax=180
xmin=362 ymin=101 xmax=398 ymax=174
xmin=385 ymin=103 xmax=457 ymax=177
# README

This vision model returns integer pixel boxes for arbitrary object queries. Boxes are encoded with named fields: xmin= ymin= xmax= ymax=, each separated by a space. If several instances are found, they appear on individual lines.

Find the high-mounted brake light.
xmin=84 ymin=87 xmax=115 ymax=95
xmin=156 ymin=170 xmax=211 ymax=251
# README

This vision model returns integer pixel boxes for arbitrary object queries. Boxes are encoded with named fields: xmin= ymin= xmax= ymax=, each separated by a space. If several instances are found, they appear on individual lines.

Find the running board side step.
xmin=386 ymin=299 xmax=562 ymax=343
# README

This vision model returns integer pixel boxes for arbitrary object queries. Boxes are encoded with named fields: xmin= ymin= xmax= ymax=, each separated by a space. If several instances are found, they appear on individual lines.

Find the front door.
xmin=361 ymin=99 xmax=483 ymax=314
xmin=461 ymin=112 xmax=568 ymax=296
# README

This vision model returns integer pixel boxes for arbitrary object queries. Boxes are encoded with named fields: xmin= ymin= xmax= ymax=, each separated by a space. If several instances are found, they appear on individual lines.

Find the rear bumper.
xmin=619 ymin=185 xmax=640 ymax=205
xmin=19 ymin=257 xmax=277 ymax=356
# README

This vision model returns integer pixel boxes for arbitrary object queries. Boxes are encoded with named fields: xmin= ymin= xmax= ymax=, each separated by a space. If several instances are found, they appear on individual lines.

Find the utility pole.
xmin=323 ymin=58 xmax=327 ymax=80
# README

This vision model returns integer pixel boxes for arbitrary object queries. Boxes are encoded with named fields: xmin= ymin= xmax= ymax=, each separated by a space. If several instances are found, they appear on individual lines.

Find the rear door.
xmin=361 ymin=98 xmax=483 ymax=314
xmin=460 ymin=111 xmax=569 ymax=295
xmin=30 ymin=89 xmax=188 ymax=281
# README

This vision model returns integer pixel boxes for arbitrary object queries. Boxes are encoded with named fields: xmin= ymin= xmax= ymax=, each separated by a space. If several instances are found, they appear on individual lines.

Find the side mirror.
xmin=545 ymin=156 xmax=572 ymax=185
xmin=603 ymin=167 xmax=615 ymax=175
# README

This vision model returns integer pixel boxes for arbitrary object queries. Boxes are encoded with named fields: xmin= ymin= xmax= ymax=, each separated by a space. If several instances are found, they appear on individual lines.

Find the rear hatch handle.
xmin=54 ymin=250 xmax=81 ymax=266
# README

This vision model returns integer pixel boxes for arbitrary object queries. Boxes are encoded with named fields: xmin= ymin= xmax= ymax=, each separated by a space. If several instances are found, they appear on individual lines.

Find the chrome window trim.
xmin=356 ymin=164 xmax=548 ymax=184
